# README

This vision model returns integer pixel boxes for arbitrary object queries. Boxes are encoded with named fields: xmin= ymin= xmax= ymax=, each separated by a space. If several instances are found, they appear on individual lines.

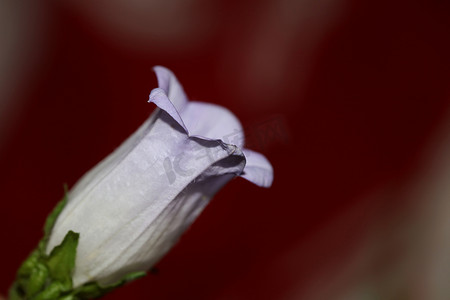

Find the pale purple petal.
xmin=153 ymin=66 xmax=188 ymax=111
xmin=240 ymin=149 xmax=274 ymax=188
xmin=148 ymin=88 xmax=188 ymax=133
xmin=181 ymin=101 xmax=245 ymax=148
xmin=150 ymin=68 xmax=245 ymax=147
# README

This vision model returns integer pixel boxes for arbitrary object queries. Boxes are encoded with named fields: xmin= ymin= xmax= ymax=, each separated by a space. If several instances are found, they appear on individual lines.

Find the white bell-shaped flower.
xmin=46 ymin=66 xmax=273 ymax=287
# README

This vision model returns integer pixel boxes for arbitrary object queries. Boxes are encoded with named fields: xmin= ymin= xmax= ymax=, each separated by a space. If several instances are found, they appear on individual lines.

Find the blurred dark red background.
xmin=1 ymin=0 xmax=449 ymax=299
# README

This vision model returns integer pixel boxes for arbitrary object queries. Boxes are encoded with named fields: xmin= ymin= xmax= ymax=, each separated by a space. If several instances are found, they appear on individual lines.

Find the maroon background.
xmin=1 ymin=0 xmax=449 ymax=299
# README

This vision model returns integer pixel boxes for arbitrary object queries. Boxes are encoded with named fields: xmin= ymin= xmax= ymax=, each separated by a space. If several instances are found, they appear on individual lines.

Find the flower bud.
xmin=46 ymin=66 xmax=273 ymax=287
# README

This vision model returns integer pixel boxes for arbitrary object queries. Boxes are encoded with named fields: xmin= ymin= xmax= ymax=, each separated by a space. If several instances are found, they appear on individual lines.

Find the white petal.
xmin=67 ymin=111 xmax=160 ymax=205
xmin=181 ymin=101 xmax=245 ymax=148
xmin=93 ymin=154 xmax=245 ymax=285
xmin=153 ymin=66 xmax=188 ymax=112
xmin=48 ymin=110 xmax=245 ymax=287
xmin=240 ymin=149 xmax=274 ymax=188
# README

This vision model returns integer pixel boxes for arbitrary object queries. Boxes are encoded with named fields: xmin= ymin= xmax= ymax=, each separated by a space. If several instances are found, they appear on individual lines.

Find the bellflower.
xmin=45 ymin=66 xmax=273 ymax=288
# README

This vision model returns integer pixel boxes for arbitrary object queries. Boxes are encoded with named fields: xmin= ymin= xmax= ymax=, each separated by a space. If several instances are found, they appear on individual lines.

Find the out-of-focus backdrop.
xmin=1 ymin=0 xmax=450 ymax=299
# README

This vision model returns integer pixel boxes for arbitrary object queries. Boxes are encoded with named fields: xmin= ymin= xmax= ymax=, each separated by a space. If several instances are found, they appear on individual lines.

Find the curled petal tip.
xmin=148 ymin=87 xmax=188 ymax=133
xmin=240 ymin=149 xmax=274 ymax=188
xmin=152 ymin=66 xmax=188 ymax=111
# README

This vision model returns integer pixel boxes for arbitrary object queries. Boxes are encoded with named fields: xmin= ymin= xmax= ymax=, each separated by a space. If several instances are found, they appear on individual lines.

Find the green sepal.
xmin=110 ymin=271 xmax=147 ymax=287
xmin=46 ymin=230 xmax=79 ymax=291
xmin=10 ymin=185 xmax=147 ymax=299
xmin=31 ymin=282 xmax=64 ymax=300
xmin=73 ymin=271 xmax=147 ymax=299
xmin=10 ymin=230 xmax=80 ymax=299
xmin=12 ymin=186 xmax=70 ymax=300
xmin=58 ymin=295 xmax=77 ymax=300
xmin=17 ymin=250 xmax=41 ymax=278
xmin=72 ymin=283 xmax=103 ymax=300
xmin=25 ymin=262 xmax=49 ymax=297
